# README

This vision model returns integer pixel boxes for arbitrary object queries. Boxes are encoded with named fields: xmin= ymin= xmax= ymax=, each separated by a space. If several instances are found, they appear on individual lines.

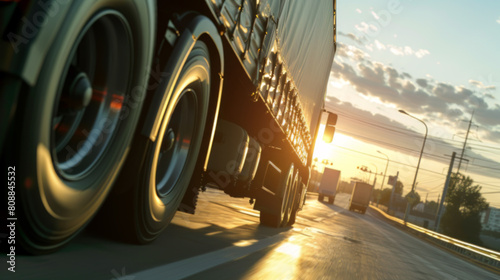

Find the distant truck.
xmin=318 ymin=168 xmax=341 ymax=204
xmin=349 ymin=182 xmax=373 ymax=214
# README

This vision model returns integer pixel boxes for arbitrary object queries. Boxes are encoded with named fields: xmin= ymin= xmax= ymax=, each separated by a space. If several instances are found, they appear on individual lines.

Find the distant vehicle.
xmin=318 ymin=168 xmax=341 ymax=204
xmin=349 ymin=182 xmax=374 ymax=214
xmin=0 ymin=0 xmax=337 ymax=253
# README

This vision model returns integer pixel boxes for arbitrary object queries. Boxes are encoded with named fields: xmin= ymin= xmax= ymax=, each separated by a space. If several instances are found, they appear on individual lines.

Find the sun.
xmin=313 ymin=127 xmax=356 ymax=161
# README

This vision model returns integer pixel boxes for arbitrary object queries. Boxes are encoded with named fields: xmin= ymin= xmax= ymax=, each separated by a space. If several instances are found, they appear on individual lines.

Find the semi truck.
xmin=318 ymin=168 xmax=340 ymax=204
xmin=349 ymin=182 xmax=374 ymax=214
xmin=0 ymin=0 xmax=337 ymax=253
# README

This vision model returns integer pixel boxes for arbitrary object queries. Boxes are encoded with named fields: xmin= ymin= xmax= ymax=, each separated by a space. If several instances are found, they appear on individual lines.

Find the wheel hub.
xmin=70 ymin=72 xmax=93 ymax=109
xmin=161 ymin=128 xmax=176 ymax=153
xmin=52 ymin=12 xmax=133 ymax=180
xmin=61 ymin=67 xmax=93 ymax=113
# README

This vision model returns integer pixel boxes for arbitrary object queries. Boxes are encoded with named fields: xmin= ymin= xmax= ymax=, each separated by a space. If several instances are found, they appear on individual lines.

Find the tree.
xmin=395 ymin=180 xmax=404 ymax=195
xmin=405 ymin=190 xmax=421 ymax=208
xmin=440 ymin=173 xmax=489 ymax=244
xmin=338 ymin=180 xmax=354 ymax=194
xmin=373 ymin=180 xmax=404 ymax=207
xmin=424 ymin=200 xmax=438 ymax=215
xmin=374 ymin=188 xmax=392 ymax=206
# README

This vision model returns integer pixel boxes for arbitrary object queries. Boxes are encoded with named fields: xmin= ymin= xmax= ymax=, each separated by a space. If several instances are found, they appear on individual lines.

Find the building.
xmin=481 ymin=207 xmax=500 ymax=232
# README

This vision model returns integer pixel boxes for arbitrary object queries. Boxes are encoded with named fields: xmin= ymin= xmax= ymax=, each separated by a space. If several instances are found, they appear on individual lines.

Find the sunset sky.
xmin=314 ymin=0 xmax=500 ymax=207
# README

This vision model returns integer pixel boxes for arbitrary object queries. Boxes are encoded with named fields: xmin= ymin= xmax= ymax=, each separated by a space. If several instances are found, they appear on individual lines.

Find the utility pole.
xmin=435 ymin=152 xmax=456 ymax=232
xmin=457 ymin=111 xmax=474 ymax=173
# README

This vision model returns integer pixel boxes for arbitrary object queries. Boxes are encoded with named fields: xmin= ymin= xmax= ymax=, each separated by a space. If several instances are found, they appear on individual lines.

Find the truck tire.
xmin=113 ymin=40 xmax=212 ymax=243
xmin=297 ymin=177 xmax=306 ymax=209
xmin=287 ymin=171 xmax=301 ymax=226
xmin=260 ymin=163 xmax=294 ymax=228
xmin=328 ymin=196 xmax=335 ymax=204
xmin=11 ymin=0 xmax=153 ymax=254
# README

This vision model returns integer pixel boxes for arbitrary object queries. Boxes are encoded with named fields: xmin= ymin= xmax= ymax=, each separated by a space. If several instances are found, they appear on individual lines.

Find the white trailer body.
xmin=318 ymin=168 xmax=341 ymax=204
xmin=349 ymin=182 xmax=373 ymax=214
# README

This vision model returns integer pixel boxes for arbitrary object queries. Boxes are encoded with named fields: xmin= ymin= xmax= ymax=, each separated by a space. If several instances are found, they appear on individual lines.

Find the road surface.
xmin=3 ymin=189 xmax=498 ymax=279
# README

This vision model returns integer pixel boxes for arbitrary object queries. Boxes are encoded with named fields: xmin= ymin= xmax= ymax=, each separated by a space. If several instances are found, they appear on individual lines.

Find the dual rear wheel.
xmin=8 ymin=1 xmax=216 ymax=252
xmin=259 ymin=164 xmax=300 ymax=228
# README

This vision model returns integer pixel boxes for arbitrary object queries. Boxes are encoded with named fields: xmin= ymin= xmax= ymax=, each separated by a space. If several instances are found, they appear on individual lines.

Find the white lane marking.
xmin=125 ymin=233 xmax=288 ymax=280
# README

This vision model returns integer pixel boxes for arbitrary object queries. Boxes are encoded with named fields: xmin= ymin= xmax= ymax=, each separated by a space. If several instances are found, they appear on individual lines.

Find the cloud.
xmin=358 ymin=63 xmax=385 ymax=84
xmin=331 ymin=60 xmax=400 ymax=104
xmin=497 ymin=16 xmax=500 ymax=24
xmin=330 ymin=42 xmax=500 ymax=141
xmin=387 ymin=44 xmax=430 ymax=58
xmin=416 ymin=78 xmax=429 ymax=88
xmin=375 ymin=40 xmax=386 ymax=50
xmin=338 ymin=31 xmax=368 ymax=45
xmin=328 ymin=42 xmax=500 ymax=181
xmin=335 ymin=42 xmax=369 ymax=62
xmin=474 ymin=105 xmax=500 ymax=128
xmin=402 ymin=72 xmax=412 ymax=79
xmin=415 ymin=49 xmax=430 ymax=58
xmin=485 ymin=93 xmax=496 ymax=99
xmin=484 ymin=128 xmax=500 ymax=144
xmin=445 ymin=108 xmax=464 ymax=118
xmin=366 ymin=39 xmax=430 ymax=58
xmin=432 ymin=83 xmax=467 ymax=105
xmin=469 ymin=79 xmax=497 ymax=91
xmin=355 ymin=21 xmax=379 ymax=34
xmin=324 ymin=96 xmax=500 ymax=179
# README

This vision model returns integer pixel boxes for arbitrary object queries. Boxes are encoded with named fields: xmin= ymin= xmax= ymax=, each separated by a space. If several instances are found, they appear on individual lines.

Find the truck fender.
xmin=141 ymin=14 xmax=224 ymax=171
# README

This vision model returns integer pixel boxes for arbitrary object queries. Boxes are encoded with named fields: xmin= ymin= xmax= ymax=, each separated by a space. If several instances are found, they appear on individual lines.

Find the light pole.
xmin=399 ymin=110 xmax=428 ymax=224
xmin=370 ymin=163 xmax=378 ymax=186
xmin=366 ymin=166 xmax=372 ymax=182
xmin=377 ymin=150 xmax=389 ymax=190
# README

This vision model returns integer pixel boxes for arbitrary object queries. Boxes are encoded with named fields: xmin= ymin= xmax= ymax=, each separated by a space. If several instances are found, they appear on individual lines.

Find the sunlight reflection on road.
xmin=241 ymin=236 xmax=304 ymax=280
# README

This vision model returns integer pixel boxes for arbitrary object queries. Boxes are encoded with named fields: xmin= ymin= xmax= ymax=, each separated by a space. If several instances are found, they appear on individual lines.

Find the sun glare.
xmin=313 ymin=131 xmax=356 ymax=160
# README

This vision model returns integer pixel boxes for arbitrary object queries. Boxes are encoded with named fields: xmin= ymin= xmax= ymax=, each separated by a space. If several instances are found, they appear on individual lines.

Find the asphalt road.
xmin=3 ymin=189 xmax=499 ymax=280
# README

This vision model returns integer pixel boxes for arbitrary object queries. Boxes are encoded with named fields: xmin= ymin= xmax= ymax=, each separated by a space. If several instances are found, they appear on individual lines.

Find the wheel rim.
xmin=51 ymin=11 xmax=133 ymax=182
xmin=156 ymin=89 xmax=199 ymax=197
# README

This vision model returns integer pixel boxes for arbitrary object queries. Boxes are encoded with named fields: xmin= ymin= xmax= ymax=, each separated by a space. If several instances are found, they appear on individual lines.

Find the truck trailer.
xmin=0 ymin=0 xmax=337 ymax=253
xmin=318 ymin=168 xmax=340 ymax=204
xmin=349 ymin=182 xmax=374 ymax=214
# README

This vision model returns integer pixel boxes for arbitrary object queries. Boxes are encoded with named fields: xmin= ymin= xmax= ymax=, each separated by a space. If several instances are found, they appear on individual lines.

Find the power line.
xmin=328 ymin=107 xmax=500 ymax=152
xmin=337 ymin=129 xmax=499 ymax=171
xmin=330 ymin=144 xmax=500 ymax=191
xmin=331 ymin=144 xmax=446 ymax=177
xmin=336 ymin=129 xmax=452 ymax=161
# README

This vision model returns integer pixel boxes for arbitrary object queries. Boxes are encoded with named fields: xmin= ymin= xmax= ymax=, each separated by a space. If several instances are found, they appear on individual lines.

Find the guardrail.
xmin=369 ymin=205 xmax=500 ymax=273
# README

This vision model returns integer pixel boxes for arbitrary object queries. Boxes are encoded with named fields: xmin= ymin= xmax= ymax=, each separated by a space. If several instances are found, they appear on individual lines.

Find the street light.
xmin=370 ymin=163 xmax=378 ymax=186
xmin=399 ymin=109 xmax=428 ymax=224
xmin=377 ymin=150 xmax=389 ymax=190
